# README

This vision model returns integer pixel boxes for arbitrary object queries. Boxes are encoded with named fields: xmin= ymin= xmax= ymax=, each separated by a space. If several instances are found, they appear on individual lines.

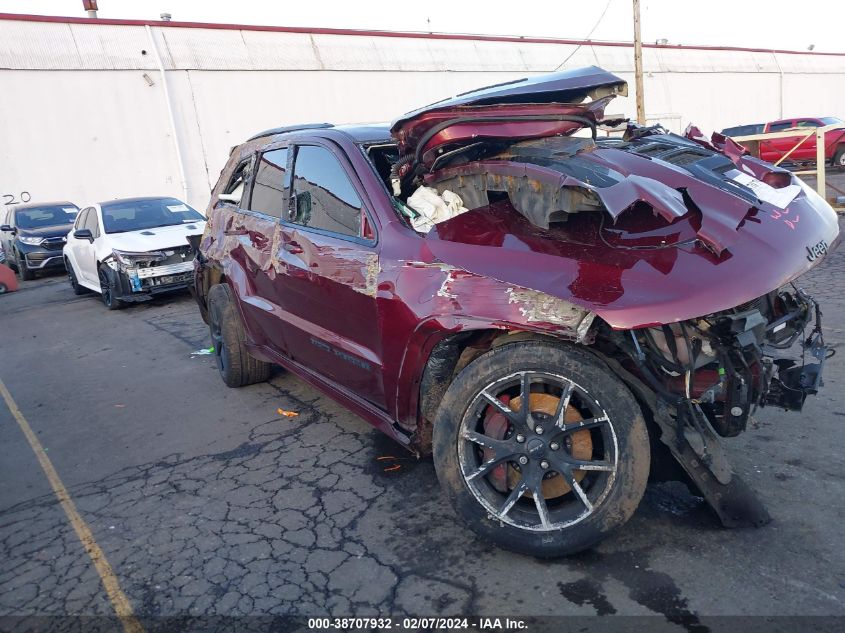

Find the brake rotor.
xmin=508 ymin=392 xmax=593 ymax=499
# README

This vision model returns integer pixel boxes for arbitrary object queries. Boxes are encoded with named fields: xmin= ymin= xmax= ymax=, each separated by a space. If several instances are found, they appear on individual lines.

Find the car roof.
xmin=245 ymin=123 xmax=392 ymax=146
xmin=97 ymin=196 xmax=183 ymax=207
xmin=13 ymin=201 xmax=78 ymax=210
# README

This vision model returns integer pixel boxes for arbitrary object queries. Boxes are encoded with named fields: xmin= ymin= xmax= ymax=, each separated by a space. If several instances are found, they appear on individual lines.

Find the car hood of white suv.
xmin=105 ymin=221 xmax=206 ymax=253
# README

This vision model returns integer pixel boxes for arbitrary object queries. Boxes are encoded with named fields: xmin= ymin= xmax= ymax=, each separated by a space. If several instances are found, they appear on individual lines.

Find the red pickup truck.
xmin=757 ymin=117 xmax=845 ymax=167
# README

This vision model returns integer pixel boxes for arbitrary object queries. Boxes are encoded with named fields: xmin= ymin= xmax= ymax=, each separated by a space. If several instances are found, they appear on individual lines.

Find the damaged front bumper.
xmin=628 ymin=285 xmax=827 ymax=434
xmin=105 ymin=257 xmax=194 ymax=302
xmin=612 ymin=285 xmax=828 ymax=527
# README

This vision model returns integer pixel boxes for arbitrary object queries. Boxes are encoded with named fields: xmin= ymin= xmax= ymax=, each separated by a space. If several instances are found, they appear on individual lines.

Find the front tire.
xmin=207 ymin=283 xmax=272 ymax=388
xmin=17 ymin=253 xmax=34 ymax=281
xmin=432 ymin=339 xmax=650 ymax=558
xmin=98 ymin=264 xmax=125 ymax=310
xmin=66 ymin=259 xmax=87 ymax=295
xmin=833 ymin=146 xmax=845 ymax=169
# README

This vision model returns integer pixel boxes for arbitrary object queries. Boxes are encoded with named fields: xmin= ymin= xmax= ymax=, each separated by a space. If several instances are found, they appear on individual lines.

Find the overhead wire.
xmin=554 ymin=0 xmax=616 ymax=71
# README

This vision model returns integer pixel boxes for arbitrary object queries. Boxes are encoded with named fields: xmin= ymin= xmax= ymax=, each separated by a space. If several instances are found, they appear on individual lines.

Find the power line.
xmin=554 ymin=0 xmax=615 ymax=71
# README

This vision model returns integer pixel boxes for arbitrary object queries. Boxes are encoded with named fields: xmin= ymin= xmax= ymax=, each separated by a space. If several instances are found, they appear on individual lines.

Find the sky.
xmin=0 ymin=0 xmax=842 ymax=53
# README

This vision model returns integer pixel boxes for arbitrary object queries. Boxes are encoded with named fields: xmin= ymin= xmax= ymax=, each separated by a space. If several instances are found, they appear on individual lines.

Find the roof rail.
xmin=247 ymin=122 xmax=334 ymax=141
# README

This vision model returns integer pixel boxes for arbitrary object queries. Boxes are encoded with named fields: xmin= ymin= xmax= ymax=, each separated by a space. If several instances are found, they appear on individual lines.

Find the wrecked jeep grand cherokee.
xmin=192 ymin=66 xmax=839 ymax=557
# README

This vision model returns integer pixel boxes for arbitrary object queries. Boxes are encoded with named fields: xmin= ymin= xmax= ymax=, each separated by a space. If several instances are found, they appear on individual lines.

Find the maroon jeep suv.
xmin=193 ymin=66 xmax=839 ymax=557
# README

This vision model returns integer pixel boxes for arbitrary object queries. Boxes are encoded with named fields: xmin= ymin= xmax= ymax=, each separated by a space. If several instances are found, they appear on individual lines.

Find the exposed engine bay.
xmin=622 ymin=285 xmax=829 ymax=432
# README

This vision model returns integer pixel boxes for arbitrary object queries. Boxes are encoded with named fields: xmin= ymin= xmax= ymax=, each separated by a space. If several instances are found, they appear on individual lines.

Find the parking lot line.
xmin=0 ymin=378 xmax=145 ymax=633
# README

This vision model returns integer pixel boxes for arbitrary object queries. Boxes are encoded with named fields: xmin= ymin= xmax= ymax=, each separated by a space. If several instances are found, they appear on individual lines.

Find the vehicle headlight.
xmin=18 ymin=236 xmax=43 ymax=246
xmin=111 ymin=249 xmax=167 ymax=269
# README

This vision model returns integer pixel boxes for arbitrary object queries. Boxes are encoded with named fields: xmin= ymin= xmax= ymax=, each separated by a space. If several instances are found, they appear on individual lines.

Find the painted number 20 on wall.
xmin=3 ymin=192 xmax=32 ymax=205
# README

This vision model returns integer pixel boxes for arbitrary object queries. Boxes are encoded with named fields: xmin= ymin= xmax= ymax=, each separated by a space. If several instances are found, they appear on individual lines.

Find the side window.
xmin=84 ymin=208 xmax=100 ymax=237
xmin=74 ymin=209 xmax=89 ymax=230
xmin=796 ymin=120 xmax=820 ymax=128
xmin=222 ymin=157 xmax=254 ymax=207
xmin=289 ymin=145 xmax=363 ymax=238
xmin=248 ymin=148 xmax=289 ymax=219
xmin=770 ymin=122 xmax=794 ymax=132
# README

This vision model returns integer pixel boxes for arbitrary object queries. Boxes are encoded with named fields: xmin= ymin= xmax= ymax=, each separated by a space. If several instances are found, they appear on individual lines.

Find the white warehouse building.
xmin=1 ymin=12 xmax=844 ymax=212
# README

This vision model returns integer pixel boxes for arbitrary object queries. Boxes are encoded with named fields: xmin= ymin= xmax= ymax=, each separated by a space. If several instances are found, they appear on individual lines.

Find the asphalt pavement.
xmin=0 ymin=222 xmax=844 ymax=631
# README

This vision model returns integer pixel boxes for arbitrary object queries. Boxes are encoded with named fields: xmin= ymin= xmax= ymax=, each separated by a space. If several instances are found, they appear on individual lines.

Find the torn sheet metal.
xmin=400 ymin=259 xmax=597 ymax=342
xmin=422 ymin=127 xmax=818 ymax=256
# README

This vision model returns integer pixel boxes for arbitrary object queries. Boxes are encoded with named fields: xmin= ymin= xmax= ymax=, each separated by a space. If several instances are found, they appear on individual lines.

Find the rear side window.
xmin=248 ymin=148 xmax=289 ymax=219
xmin=222 ymin=157 xmax=254 ymax=206
xmin=289 ymin=145 xmax=362 ymax=238
xmin=770 ymin=122 xmax=794 ymax=132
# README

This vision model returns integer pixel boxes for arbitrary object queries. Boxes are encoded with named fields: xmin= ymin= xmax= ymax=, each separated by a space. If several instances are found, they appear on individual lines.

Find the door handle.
xmin=283 ymin=241 xmax=303 ymax=254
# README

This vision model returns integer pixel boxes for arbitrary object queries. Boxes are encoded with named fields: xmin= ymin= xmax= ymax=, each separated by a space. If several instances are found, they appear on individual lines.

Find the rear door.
xmin=273 ymin=142 xmax=385 ymax=407
xmin=214 ymin=152 xmax=290 ymax=356
xmin=238 ymin=145 xmax=292 ymax=356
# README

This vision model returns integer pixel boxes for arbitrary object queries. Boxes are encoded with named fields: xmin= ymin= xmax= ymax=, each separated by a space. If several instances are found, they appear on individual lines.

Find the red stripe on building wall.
xmin=1 ymin=12 xmax=843 ymax=57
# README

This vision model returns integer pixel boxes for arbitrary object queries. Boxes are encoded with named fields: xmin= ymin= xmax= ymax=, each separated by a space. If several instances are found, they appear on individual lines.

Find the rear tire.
xmin=833 ymin=146 xmax=845 ymax=169
xmin=432 ymin=340 xmax=650 ymax=558
xmin=98 ymin=264 xmax=125 ymax=310
xmin=207 ymin=283 xmax=272 ymax=387
xmin=0 ymin=283 xmax=7 ymax=294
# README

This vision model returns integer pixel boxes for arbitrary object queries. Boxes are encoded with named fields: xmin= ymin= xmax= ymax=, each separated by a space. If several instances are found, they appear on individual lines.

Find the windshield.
xmin=820 ymin=117 xmax=844 ymax=125
xmin=15 ymin=205 xmax=78 ymax=229
xmin=102 ymin=198 xmax=204 ymax=234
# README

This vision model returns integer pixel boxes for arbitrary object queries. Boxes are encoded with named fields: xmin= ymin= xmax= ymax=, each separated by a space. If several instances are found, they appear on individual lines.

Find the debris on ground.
xmin=277 ymin=408 xmax=299 ymax=417
xmin=377 ymin=455 xmax=412 ymax=473
xmin=191 ymin=347 xmax=215 ymax=356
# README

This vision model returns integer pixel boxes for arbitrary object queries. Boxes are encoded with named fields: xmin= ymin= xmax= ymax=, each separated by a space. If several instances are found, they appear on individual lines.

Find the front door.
xmin=79 ymin=207 xmax=101 ymax=283
xmin=68 ymin=207 xmax=99 ymax=284
xmin=272 ymin=142 xmax=385 ymax=408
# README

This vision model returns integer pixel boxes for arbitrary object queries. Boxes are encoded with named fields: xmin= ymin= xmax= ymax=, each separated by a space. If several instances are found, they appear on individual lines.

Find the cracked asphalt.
xmin=1 ymin=223 xmax=844 ymax=630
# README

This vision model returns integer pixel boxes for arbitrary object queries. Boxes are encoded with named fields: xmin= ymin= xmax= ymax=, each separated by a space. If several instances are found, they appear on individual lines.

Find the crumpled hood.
xmin=390 ymin=66 xmax=627 ymax=173
xmin=424 ymin=130 xmax=831 ymax=256
xmin=426 ymin=163 xmax=840 ymax=329
xmin=392 ymin=65 xmax=627 ymax=132
xmin=106 ymin=221 xmax=206 ymax=253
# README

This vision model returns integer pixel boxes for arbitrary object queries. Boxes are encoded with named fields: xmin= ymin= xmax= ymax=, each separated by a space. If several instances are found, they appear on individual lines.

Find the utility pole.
xmin=632 ymin=0 xmax=646 ymax=124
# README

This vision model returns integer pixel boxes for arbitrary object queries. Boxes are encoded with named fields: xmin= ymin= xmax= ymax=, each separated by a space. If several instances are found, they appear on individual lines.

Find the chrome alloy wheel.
xmin=457 ymin=371 xmax=618 ymax=532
